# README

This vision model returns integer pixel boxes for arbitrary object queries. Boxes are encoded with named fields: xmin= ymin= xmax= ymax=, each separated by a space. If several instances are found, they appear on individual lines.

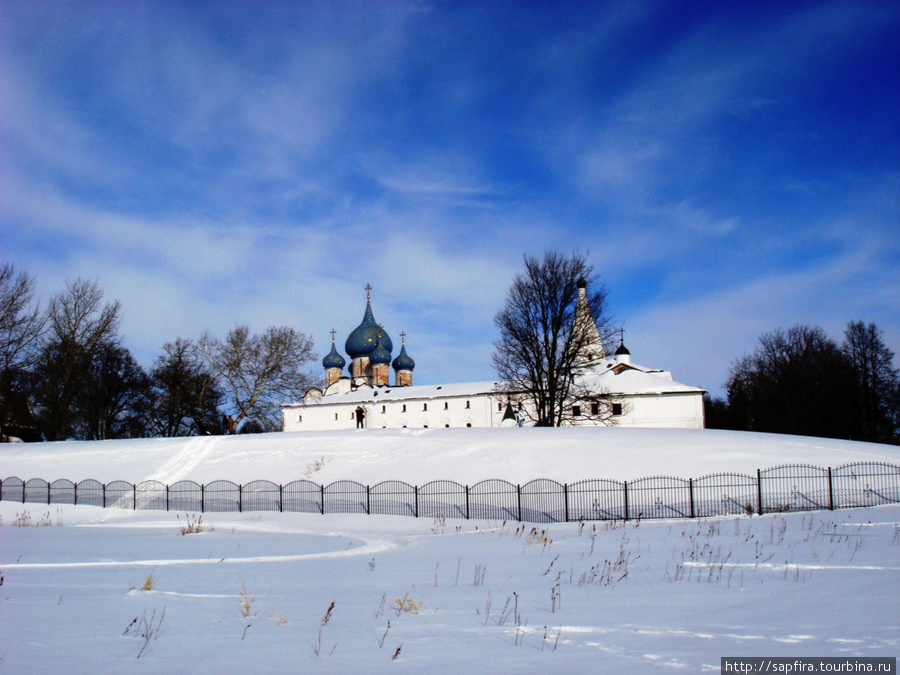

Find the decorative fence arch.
xmin=469 ymin=479 xmax=518 ymax=521
xmin=323 ymin=480 xmax=367 ymax=515
xmin=49 ymin=479 xmax=75 ymax=505
xmin=370 ymin=480 xmax=416 ymax=517
xmin=2 ymin=461 xmax=898 ymax=524
xmin=134 ymin=480 xmax=165 ymax=510
xmin=418 ymin=480 xmax=467 ymax=519
xmin=282 ymin=480 xmax=322 ymax=514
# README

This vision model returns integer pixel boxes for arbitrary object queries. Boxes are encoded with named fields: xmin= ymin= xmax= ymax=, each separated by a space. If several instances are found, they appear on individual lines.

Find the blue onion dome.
xmin=370 ymin=339 xmax=392 ymax=365
xmin=392 ymin=344 xmax=415 ymax=371
xmin=322 ymin=342 xmax=346 ymax=369
xmin=345 ymin=300 xmax=393 ymax=358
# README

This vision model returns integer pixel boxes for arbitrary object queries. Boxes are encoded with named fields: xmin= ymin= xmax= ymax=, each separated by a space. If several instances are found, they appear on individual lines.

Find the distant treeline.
xmin=2 ymin=262 xmax=898 ymax=444
xmin=705 ymin=323 xmax=899 ymax=445
xmin=0 ymin=263 xmax=317 ymax=442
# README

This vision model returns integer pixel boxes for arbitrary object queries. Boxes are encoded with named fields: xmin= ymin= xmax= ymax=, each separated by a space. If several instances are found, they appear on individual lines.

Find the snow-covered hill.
xmin=2 ymin=428 xmax=898 ymax=672
xmin=2 ymin=427 xmax=898 ymax=486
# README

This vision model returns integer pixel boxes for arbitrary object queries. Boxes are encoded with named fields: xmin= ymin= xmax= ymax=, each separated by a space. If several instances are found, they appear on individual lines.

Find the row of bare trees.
xmin=707 ymin=323 xmax=899 ymax=444
xmin=0 ymin=263 xmax=318 ymax=441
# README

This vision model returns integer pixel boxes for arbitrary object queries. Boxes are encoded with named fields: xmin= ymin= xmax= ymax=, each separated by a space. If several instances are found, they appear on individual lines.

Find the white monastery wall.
xmin=281 ymin=286 xmax=706 ymax=432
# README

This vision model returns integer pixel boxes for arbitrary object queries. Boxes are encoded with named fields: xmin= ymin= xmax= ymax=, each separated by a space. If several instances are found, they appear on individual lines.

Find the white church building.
xmin=281 ymin=285 xmax=705 ymax=431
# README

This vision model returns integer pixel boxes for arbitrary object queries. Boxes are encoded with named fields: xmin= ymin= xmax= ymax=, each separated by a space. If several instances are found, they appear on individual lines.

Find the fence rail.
xmin=2 ymin=462 xmax=898 ymax=524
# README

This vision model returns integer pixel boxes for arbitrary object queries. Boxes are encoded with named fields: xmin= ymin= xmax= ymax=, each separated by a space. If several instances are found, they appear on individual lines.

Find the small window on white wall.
xmin=612 ymin=403 xmax=623 ymax=416
xmin=298 ymin=414 xmax=302 ymax=423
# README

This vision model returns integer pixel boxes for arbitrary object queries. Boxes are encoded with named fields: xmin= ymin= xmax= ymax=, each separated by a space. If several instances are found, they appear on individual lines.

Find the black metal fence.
xmin=2 ymin=462 xmax=898 ymax=524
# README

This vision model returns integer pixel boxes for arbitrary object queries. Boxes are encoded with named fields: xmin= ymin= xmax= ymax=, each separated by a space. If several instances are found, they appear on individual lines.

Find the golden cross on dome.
xmin=330 ymin=328 xmax=336 ymax=343
xmin=365 ymin=283 xmax=372 ymax=299
xmin=400 ymin=331 xmax=407 ymax=344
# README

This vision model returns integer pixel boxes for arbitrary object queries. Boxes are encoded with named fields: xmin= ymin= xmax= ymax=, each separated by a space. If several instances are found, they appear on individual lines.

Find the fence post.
xmin=133 ymin=483 xmax=137 ymax=511
xmin=238 ymin=484 xmax=243 ymax=513
xmin=47 ymin=481 xmax=51 ymax=505
xmin=366 ymin=485 xmax=370 ymax=515
xmin=517 ymin=484 xmax=522 ymax=521
xmin=320 ymin=484 xmax=325 ymax=515
xmin=103 ymin=483 xmax=107 ymax=508
xmin=74 ymin=481 xmax=78 ymax=506
xmin=827 ymin=467 xmax=834 ymax=510
xmin=465 ymin=485 xmax=470 ymax=519
xmin=166 ymin=484 xmax=170 ymax=511
xmin=564 ymin=483 xmax=569 ymax=523
xmin=414 ymin=485 xmax=419 ymax=518
xmin=756 ymin=469 xmax=763 ymax=516
xmin=688 ymin=478 xmax=695 ymax=519
xmin=623 ymin=480 xmax=629 ymax=521
xmin=279 ymin=484 xmax=283 ymax=513
xmin=201 ymin=484 xmax=205 ymax=513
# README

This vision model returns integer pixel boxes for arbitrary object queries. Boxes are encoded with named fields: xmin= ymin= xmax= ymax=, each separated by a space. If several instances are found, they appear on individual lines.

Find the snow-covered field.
xmin=1 ymin=428 xmax=898 ymax=672
xmin=2 ymin=427 xmax=898 ymax=485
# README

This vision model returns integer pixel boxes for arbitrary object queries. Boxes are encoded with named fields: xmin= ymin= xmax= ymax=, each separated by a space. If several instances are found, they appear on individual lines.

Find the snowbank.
xmin=2 ymin=427 xmax=897 ymax=485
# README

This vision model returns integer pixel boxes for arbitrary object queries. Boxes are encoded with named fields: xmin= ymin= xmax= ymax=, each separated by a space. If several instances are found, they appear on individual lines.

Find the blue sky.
xmin=1 ymin=1 xmax=897 ymax=398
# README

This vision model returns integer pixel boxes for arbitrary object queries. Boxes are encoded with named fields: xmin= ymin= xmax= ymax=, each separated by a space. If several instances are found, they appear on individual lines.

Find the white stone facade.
xmin=281 ymin=353 xmax=706 ymax=431
xmin=281 ymin=288 xmax=706 ymax=432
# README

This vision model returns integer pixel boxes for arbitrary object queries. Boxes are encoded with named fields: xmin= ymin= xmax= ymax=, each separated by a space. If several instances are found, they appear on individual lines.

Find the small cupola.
xmin=323 ymin=332 xmax=347 ymax=388
xmin=322 ymin=342 xmax=346 ymax=370
xmin=615 ymin=339 xmax=631 ymax=365
xmin=392 ymin=332 xmax=415 ymax=387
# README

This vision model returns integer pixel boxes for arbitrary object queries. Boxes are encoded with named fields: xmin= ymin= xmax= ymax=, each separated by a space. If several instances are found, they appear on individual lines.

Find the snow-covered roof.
xmin=579 ymin=361 xmax=705 ymax=395
xmin=287 ymin=380 xmax=504 ymax=407
xmin=288 ymin=357 xmax=704 ymax=408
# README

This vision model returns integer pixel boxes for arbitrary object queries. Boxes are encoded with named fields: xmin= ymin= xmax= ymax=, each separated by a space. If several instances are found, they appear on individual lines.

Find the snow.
xmin=2 ymin=427 xmax=898 ymax=486
xmin=1 ymin=428 xmax=899 ymax=672
xmin=300 ymin=380 xmax=503 ymax=405
xmin=586 ymin=366 xmax=705 ymax=395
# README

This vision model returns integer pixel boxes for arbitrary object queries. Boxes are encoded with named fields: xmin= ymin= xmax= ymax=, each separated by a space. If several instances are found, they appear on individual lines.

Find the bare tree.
xmin=492 ymin=251 xmax=616 ymax=426
xmin=0 ymin=262 xmax=45 ymax=375
xmin=726 ymin=325 xmax=857 ymax=439
xmin=33 ymin=278 xmax=122 ymax=440
xmin=74 ymin=341 xmax=151 ymax=440
xmin=199 ymin=325 xmax=317 ymax=431
xmin=842 ymin=321 xmax=898 ymax=443
xmin=0 ymin=263 xmax=45 ymax=440
xmin=150 ymin=338 xmax=223 ymax=437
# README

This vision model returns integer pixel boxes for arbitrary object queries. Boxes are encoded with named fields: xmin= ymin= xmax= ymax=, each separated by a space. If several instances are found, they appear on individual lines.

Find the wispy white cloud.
xmin=0 ymin=1 xmax=896 ymax=393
